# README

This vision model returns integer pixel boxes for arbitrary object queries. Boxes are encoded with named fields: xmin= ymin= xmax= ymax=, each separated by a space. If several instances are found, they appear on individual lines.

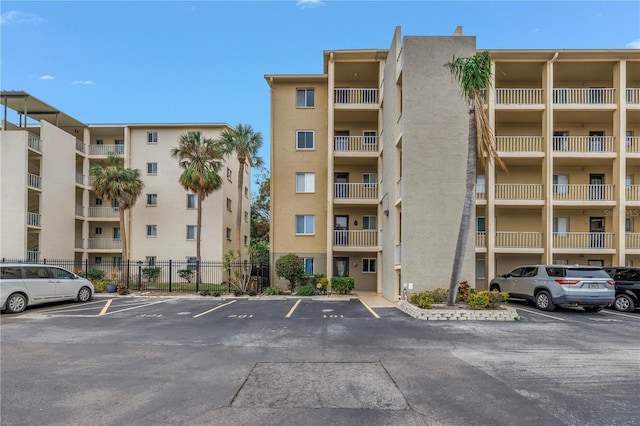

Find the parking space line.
xmin=25 ymin=299 xmax=111 ymax=314
xmin=601 ymin=310 xmax=640 ymax=320
xmin=358 ymin=298 xmax=380 ymax=319
xmin=102 ymin=299 xmax=171 ymax=315
xmin=285 ymin=299 xmax=301 ymax=318
xmin=99 ymin=299 xmax=113 ymax=316
xmin=516 ymin=306 xmax=566 ymax=321
xmin=193 ymin=300 xmax=236 ymax=318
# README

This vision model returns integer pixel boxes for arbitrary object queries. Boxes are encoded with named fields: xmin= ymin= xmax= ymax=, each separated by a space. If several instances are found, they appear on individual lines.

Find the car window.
xmin=566 ymin=268 xmax=610 ymax=278
xmin=629 ymin=270 xmax=640 ymax=281
xmin=23 ymin=267 xmax=52 ymax=279
xmin=616 ymin=269 xmax=640 ymax=281
xmin=50 ymin=267 xmax=74 ymax=279
xmin=546 ymin=267 xmax=566 ymax=277
xmin=1 ymin=266 xmax=23 ymax=279
xmin=508 ymin=268 xmax=525 ymax=277
xmin=522 ymin=267 xmax=538 ymax=277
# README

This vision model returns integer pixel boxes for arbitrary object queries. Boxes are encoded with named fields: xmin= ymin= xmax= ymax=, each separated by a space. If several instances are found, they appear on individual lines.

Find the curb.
xmin=397 ymin=300 xmax=520 ymax=321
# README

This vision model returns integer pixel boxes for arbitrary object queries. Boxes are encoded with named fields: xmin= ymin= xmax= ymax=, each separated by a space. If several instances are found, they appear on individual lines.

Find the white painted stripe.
xmin=601 ymin=310 xmax=640 ymax=320
xmin=102 ymin=299 xmax=170 ymax=315
xmin=193 ymin=300 xmax=236 ymax=318
xmin=516 ymin=306 xmax=566 ymax=321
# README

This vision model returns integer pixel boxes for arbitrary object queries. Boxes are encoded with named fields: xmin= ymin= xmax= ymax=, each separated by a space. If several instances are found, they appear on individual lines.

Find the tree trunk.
xmin=119 ymin=207 xmax=128 ymax=284
xmin=236 ymin=160 xmax=245 ymax=256
xmin=447 ymin=105 xmax=477 ymax=305
xmin=196 ymin=193 xmax=203 ymax=285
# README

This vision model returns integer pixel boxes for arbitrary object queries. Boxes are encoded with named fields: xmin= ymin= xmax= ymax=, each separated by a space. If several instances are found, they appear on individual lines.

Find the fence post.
xmin=137 ymin=261 xmax=142 ymax=291
xmin=169 ymin=259 xmax=172 ymax=293
xmin=195 ymin=259 xmax=200 ymax=293
xmin=43 ymin=258 xmax=47 ymax=264
xmin=126 ymin=259 xmax=131 ymax=289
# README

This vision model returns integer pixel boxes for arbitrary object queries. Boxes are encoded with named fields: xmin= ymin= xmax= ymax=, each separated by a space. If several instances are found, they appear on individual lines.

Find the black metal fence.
xmin=1 ymin=258 xmax=270 ymax=294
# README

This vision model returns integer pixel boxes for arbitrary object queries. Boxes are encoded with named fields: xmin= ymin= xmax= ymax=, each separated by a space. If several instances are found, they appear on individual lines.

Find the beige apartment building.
xmin=0 ymin=91 xmax=251 ymax=267
xmin=266 ymin=26 xmax=640 ymax=301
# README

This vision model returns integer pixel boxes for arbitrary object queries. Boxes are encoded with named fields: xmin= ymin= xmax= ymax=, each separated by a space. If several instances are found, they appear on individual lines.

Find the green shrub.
xmin=316 ymin=277 xmax=329 ymax=294
xmin=299 ymin=273 xmax=325 ymax=288
xmin=409 ymin=291 xmax=435 ymax=309
xmin=331 ymin=276 xmax=355 ymax=294
xmin=248 ymin=290 xmax=258 ymax=296
xmin=141 ymin=266 xmax=161 ymax=283
xmin=263 ymin=286 xmax=284 ymax=296
xmin=429 ymin=288 xmax=448 ymax=304
xmin=296 ymin=285 xmax=317 ymax=296
xmin=178 ymin=269 xmax=193 ymax=283
xmin=87 ymin=268 xmax=104 ymax=281
xmin=457 ymin=280 xmax=472 ymax=301
xmin=466 ymin=290 xmax=510 ymax=309
xmin=275 ymin=253 xmax=304 ymax=291
xmin=92 ymin=279 xmax=107 ymax=293
xmin=487 ymin=290 xmax=509 ymax=309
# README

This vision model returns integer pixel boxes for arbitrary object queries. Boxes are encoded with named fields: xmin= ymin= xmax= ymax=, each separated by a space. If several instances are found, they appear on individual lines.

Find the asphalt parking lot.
xmin=1 ymin=296 xmax=638 ymax=426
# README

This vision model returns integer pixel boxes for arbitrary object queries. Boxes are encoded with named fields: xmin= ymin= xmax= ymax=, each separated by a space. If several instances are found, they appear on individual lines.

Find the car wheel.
xmin=583 ymin=306 xmax=603 ymax=313
xmin=535 ymin=290 xmax=556 ymax=311
xmin=77 ymin=286 xmax=92 ymax=303
xmin=489 ymin=284 xmax=500 ymax=292
xmin=614 ymin=294 xmax=635 ymax=312
xmin=5 ymin=293 xmax=27 ymax=314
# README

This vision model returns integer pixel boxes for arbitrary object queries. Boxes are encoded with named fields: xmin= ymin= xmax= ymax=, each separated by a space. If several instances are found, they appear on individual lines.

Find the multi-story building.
xmin=266 ymin=26 xmax=640 ymax=301
xmin=0 ymin=91 xmax=251 ymax=267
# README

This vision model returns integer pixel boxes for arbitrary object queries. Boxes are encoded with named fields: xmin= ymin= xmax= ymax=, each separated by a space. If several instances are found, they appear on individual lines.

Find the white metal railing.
xmin=553 ymin=232 xmax=613 ymax=249
xmin=476 ymin=232 xmax=486 ymax=248
xmin=76 ymin=204 xmax=84 ymax=216
xmin=495 ymin=136 xmax=543 ymax=153
xmin=552 ymin=136 xmax=615 ymax=153
xmin=75 ymin=238 xmax=84 ymax=249
xmin=626 ymin=233 xmax=640 ymax=249
xmin=27 ymin=173 xmax=42 ymax=189
xmin=27 ymin=250 xmax=40 ymax=262
xmin=626 ymin=137 xmax=640 ymax=153
xmin=89 ymin=144 xmax=125 ymax=156
xmin=333 ymin=230 xmax=377 ymax=247
xmin=88 ymin=206 xmax=119 ymax=218
xmin=495 ymin=184 xmax=543 ymax=200
xmin=553 ymin=88 xmax=615 ymax=104
xmin=395 ymin=243 xmax=401 ymax=265
xmin=553 ymin=184 xmax=614 ymax=201
xmin=334 ymin=88 xmax=378 ymax=105
xmin=75 ymin=172 xmax=84 ymax=185
xmin=396 ymin=177 xmax=402 ymax=200
xmin=495 ymin=88 xmax=543 ymax=104
xmin=76 ymin=139 xmax=85 ymax=153
xmin=27 ymin=212 xmax=41 ymax=227
xmin=334 ymin=136 xmax=378 ymax=152
xmin=334 ymin=183 xmax=378 ymax=200
xmin=28 ymin=133 xmax=42 ymax=152
xmin=496 ymin=232 xmax=543 ymax=248
xmin=627 ymin=185 xmax=640 ymax=201
xmin=626 ymin=88 xmax=640 ymax=104
xmin=87 ymin=238 xmax=122 ymax=250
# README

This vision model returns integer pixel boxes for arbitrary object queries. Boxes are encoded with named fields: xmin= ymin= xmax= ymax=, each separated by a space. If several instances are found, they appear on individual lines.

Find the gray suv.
xmin=489 ymin=265 xmax=615 ymax=312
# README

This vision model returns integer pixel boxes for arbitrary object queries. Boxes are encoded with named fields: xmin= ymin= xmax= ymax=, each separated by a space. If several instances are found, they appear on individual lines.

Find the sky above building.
xmin=2 ymin=0 xmax=639 ymax=184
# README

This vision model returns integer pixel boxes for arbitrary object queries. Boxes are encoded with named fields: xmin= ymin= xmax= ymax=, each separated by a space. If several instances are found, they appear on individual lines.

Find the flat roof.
xmin=1 ymin=90 xmax=86 ymax=128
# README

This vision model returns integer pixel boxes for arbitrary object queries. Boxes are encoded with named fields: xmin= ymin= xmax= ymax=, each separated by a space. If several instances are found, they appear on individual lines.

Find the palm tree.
xmin=445 ymin=51 xmax=505 ymax=305
xmin=171 ymin=131 xmax=224 ymax=283
xmin=216 ymin=123 xmax=264 ymax=254
xmin=90 ymin=153 xmax=144 ymax=279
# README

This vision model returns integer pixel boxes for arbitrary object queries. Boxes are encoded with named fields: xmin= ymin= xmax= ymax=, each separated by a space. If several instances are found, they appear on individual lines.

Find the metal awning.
xmin=1 ymin=90 xmax=86 ymax=129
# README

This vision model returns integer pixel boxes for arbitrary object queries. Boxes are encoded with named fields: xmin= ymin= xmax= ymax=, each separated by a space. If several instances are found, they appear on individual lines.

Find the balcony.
xmin=553 ymin=184 xmax=614 ymax=202
xmin=495 ymin=88 xmax=543 ymax=105
xmin=495 ymin=136 xmax=543 ymax=154
xmin=87 ymin=238 xmax=122 ymax=250
xmin=334 ymin=88 xmax=378 ymax=107
xmin=476 ymin=232 xmax=486 ymax=248
xmin=333 ymin=230 xmax=377 ymax=249
xmin=76 ymin=139 xmax=85 ymax=153
xmin=553 ymin=88 xmax=615 ymax=105
xmin=496 ymin=232 xmax=543 ymax=249
xmin=334 ymin=136 xmax=378 ymax=153
xmin=626 ymin=137 xmax=640 ymax=153
xmin=27 ymin=173 xmax=42 ymax=189
xmin=626 ymin=88 xmax=640 ymax=105
xmin=76 ymin=204 xmax=84 ymax=216
xmin=626 ymin=233 xmax=640 ymax=249
xmin=552 ymin=136 xmax=615 ymax=154
xmin=334 ymin=183 xmax=378 ymax=203
xmin=88 ymin=144 xmax=125 ymax=156
xmin=28 ymin=133 xmax=42 ymax=152
xmin=88 ymin=206 xmax=119 ymax=218
xmin=27 ymin=250 xmax=40 ymax=262
xmin=75 ymin=172 xmax=85 ymax=185
xmin=553 ymin=232 xmax=614 ymax=249
xmin=495 ymin=184 xmax=543 ymax=201
xmin=27 ymin=212 xmax=41 ymax=227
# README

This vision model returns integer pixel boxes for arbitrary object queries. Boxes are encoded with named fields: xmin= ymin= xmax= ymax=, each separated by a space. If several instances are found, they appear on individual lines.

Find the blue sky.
xmin=2 ymin=0 xmax=639 ymax=184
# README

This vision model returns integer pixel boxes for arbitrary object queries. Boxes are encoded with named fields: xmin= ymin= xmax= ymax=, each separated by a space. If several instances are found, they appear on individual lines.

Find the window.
xmin=187 ymin=194 xmax=197 ymax=209
xmin=147 ymin=162 xmax=158 ymax=174
xmin=553 ymin=174 xmax=569 ymax=194
xmin=296 ymin=172 xmax=315 ymax=193
xmin=96 ymin=139 xmax=104 ymax=145
xmin=476 ymin=175 xmax=486 ymax=195
xmin=363 ymin=258 xmax=376 ymax=273
xmin=244 ymin=211 xmax=249 ymax=222
xmin=627 ymin=175 xmax=634 ymax=190
xmin=95 ymin=227 xmax=102 ymax=235
xmin=146 ymin=256 xmax=156 ymax=266
xmin=554 ymin=259 xmax=568 ymax=265
xmin=476 ymin=259 xmax=486 ymax=279
xmin=363 ymin=130 xmax=377 ymax=145
xmin=303 ymin=257 xmax=314 ymax=274
xmin=553 ymin=131 xmax=569 ymax=151
xmin=627 ymin=130 xmax=635 ymax=148
xmin=226 ymin=228 xmax=232 ymax=240
xmin=146 ymin=225 xmax=157 ymax=237
xmin=146 ymin=194 xmax=158 ymax=206
xmin=186 ymin=256 xmax=197 ymax=271
xmin=296 ymin=88 xmax=315 ymax=108
xmin=147 ymin=131 xmax=158 ymax=143
xmin=186 ymin=225 xmax=197 ymax=240
xmin=113 ymin=228 xmax=121 ymax=240
xmin=296 ymin=130 xmax=315 ymax=150
xmin=244 ymin=235 xmax=248 ymax=246
xmin=626 ymin=218 xmax=633 ymax=233
xmin=113 ymin=257 xmax=122 ymax=267
xmin=94 ymin=257 xmax=102 ymax=265
xmin=363 ymin=173 xmax=377 ymax=189
xmin=553 ymin=217 xmax=569 ymax=236
xmin=245 ymin=186 xmax=249 ymax=198
xmin=226 ymin=198 xmax=232 ymax=211
xmin=477 ymin=217 xmax=486 ymax=234
xmin=95 ymin=198 xmax=103 ymax=205
xmin=296 ymin=215 xmax=315 ymax=234
xmin=362 ymin=215 xmax=377 ymax=230
xmin=227 ymin=167 xmax=232 ymax=180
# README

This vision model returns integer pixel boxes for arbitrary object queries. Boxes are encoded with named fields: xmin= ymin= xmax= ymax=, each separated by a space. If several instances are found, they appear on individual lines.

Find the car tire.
xmin=583 ymin=306 xmax=603 ymax=313
xmin=614 ymin=294 xmax=636 ymax=312
xmin=489 ymin=284 xmax=500 ymax=292
xmin=5 ymin=293 xmax=27 ymax=314
xmin=535 ymin=290 xmax=556 ymax=311
xmin=77 ymin=286 xmax=92 ymax=303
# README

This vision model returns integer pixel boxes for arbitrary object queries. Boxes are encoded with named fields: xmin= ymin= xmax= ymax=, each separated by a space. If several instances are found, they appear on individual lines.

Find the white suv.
xmin=1 ymin=264 xmax=94 ymax=314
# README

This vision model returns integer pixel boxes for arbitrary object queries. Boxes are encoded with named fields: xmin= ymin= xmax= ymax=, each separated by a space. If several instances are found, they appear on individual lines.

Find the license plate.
xmin=585 ymin=283 xmax=600 ymax=289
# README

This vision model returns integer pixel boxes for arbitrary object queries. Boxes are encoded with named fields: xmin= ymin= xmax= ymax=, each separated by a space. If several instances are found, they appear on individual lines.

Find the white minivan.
xmin=1 ymin=263 xmax=94 ymax=313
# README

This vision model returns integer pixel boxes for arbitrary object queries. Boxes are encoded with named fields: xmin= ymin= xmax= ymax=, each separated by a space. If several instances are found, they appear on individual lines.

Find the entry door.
xmin=334 ymin=215 xmax=349 ymax=246
xmin=590 ymin=217 xmax=605 ymax=248
xmin=335 ymin=130 xmax=349 ymax=151
xmin=590 ymin=174 xmax=604 ymax=200
xmin=589 ymin=131 xmax=605 ymax=152
xmin=335 ymin=173 xmax=349 ymax=198
xmin=333 ymin=257 xmax=349 ymax=277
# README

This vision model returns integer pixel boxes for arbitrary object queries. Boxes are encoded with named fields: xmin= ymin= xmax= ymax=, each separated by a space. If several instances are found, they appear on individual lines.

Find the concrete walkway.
xmin=353 ymin=291 xmax=397 ymax=308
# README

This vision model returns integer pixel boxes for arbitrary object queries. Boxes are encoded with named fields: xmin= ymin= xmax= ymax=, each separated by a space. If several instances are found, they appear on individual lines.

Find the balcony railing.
xmin=476 ymin=232 xmax=486 ymax=248
xmin=626 ymin=88 xmax=640 ymax=104
xmin=495 ymin=136 xmax=543 ymax=153
xmin=27 ymin=212 xmax=41 ymax=227
xmin=553 ymin=184 xmax=614 ymax=201
xmin=88 ymin=144 xmax=125 ymax=156
xmin=553 ymin=232 xmax=613 ymax=249
xmin=76 ymin=139 xmax=85 ymax=153
xmin=334 ymin=88 xmax=378 ymax=105
xmin=553 ymin=88 xmax=615 ymax=105
xmin=476 ymin=188 xmax=486 ymax=200
xmin=27 ymin=173 xmax=42 ymax=189
xmin=333 ymin=230 xmax=377 ymax=247
xmin=626 ymin=137 xmax=640 ymax=153
xmin=334 ymin=136 xmax=378 ymax=152
xmin=495 ymin=184 xmax=543 ymax=200
xmin=87 ymin=238 xmax=122 ymax=250
xmin=75 ymin=172 xmax=85 ymax=185
xmin=552 ymin=136 xmax=615 ymax=153
xmin=28 ymin=133 xmax=42 ymax=152
xmin=75 ymin=238 xmax=84 ymax=249
xmin=76 ymin=204 xmax=84 ymax=216
xmin=496 ymin=232 xmax=543 ymax=248
xmin=27 ymin=250 xmax=40 ymax=262
xmin=626 ymin=233 xmax=640 ymax=249
xmin=334 ymin=183 xmax=378 ymax=200
xmin=495 ymin=88 xmax=543 ymax=104
xmin=88 ymin=206 xmax=120 ymax=218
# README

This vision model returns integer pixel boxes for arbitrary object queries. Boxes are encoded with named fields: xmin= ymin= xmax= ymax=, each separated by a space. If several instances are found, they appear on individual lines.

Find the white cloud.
xmin=38 ymin=75 xmax=55 ymax=81
xmin=626 ymin=39 xmax=640 ymax=49
xmin=72 ymin=80 xmax=96 ymax=86
xmin=297 ymin=0 xmax=325 ymax=9
xmin=0 ymin=10 xmax=44 ymax=26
